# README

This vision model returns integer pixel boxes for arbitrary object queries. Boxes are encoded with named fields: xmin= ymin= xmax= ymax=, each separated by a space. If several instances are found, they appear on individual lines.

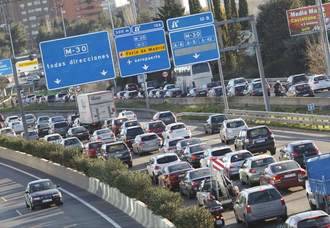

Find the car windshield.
xmin=39 ymin=117 xmax=49 ymax=122
xmin=97 ymin=129 xmax=111 ymax=135
xmin=247 ymin=188 xmax=281 ymax=205
xmin=211 ymin=115 xmax=226 ymax=123
xmin=297 ymin=215 xmax=330 ymax=228
xmin=126 ymin=127 xmax=144 ymax=139
xmin=48 ymin=135 xmax=61 ymax=141
xmin=171 ymin=124 xmax=185 ymax=130
xmin=29 ymin=180 xmax=55 ymax=193
xmin=168 ymin=163 xmax=191 ymax=173
xmin=106 ymin=143 xmax=127 ymax=153
xmin=142 ymin=134 xmax=157 ymax=141
xmin=211 ymin=148 xmax=232 ymax=157
xmin=54 ymin=122 xmax=68 ymax=128
xmin=12 ymin=122 xmax=21 ymax=126
xmin=159 ymin=112 xmax=173 ymax=118
xmin=169 ymin=139 xmax=182 ymax=147
xmin=314 ymin=75 xmax=328 ymax=82
xmin=72 ymin=127 xmax=87 ymax=134
xmin=124 ymin=111 xmax=134 ymax=116
xmin=190 ymin=144 xmax=207 ymax=153
xmin=149 ymin=121 xmax=165 ymax=130
xmin=253 ymin=83 xmax=262 ymax=89
xmin=52 ymin=116 xmax=65 ymax=122
xmin=231 ymin=152 xmax=252 ymax=162
xmin=25 ymin=115 xmax=34 ymax=120
xmin=293 ymin=143 xmax=317 ymax=156
xmin=64 ymin=138 xmax=80 ymax=146
xmin=248 ymin=127 xmax=270 ymax=138
xmin=251 ymin=157 xmax=275 ymax=168
xmin=270 ymin=161 xmax=300 ymax=173
xmin=227 ymin=120 xmax=245 ymax=128
xmin=157 ymin=155 xmax=178 ymax=164
xmin=190 ymin=169 xmax=211 ymax=180
xmin=293 ymin=75 xmax=308 ymax=84
xmin=124 ymin=121 xmax=138 ymax=127
xmin=38 ymin=123 xmax=49 ymax=129
xmin=235 ymin=79 xmax=246 ymax=84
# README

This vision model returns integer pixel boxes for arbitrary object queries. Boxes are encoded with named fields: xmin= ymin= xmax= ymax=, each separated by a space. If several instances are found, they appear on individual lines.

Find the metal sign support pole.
xmin=317 ymin=0 xmax=330 ymax=76
xmin=143 ymin=74 xmax=150 ymax=109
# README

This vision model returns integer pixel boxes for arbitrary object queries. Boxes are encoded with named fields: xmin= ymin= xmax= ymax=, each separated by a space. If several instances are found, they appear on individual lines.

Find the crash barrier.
xmin=0 ymin=148 xmax=175 ymax=228
xmin=176 ymin=109 xmax=330 ymax=129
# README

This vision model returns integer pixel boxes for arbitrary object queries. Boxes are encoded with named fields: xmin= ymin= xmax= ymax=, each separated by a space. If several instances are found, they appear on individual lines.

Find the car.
xmin=148 ymin=89 xmax=158 ymax=98
xmin=163 ymin=84 xmax=176 ymax=92
xmin=90 ymin=128 xmax=116 ymax=144
xmin=120 ymin=126 xmax=145 ymax=149
xmin=260 ymin=160 xmax=306 ymax=190
xmin=200 ymin=146 xmax=233 ymax=168
xmin=227 ymin=78 xmax=248 ymax=96
xmin=163 ymin=122 xmax=191 ymax=139
xmin=49 ymin=121 xmax=69 ymax=137
xmin=158 ymin=161 xmax=193 ymax=190
xmin=204 ymin=114 xmax=227 ymax=134
xmin=287 ymin=73 xmax=308 ymax=88
xmin=24 ymin=179 xmax=63 ymax=210
xmin=182 ymin=143 xmax=209 ymax=168
xmin=120 ymin=120 xmax=140 ymax=132
xmin=21 ymin=130 xmax=39 ymax=140
xmin=188 ymin=88 xmax=208 ymax=97
xmin=67 ymin=114 xmax=80 ymax=127
xmin=36 ymin=116 xmax=50 ymax=125
xmin=123 ymin=90 xmax=138 ymax=99
xmin=245 ymin=81 xmax=270 ymax=96
xmin=234 ymin=125 xmax=276 ymax=155
xmin=179 ymin=167 xmax=211 ymax=198
xmin=308 ymin=74 xmax=330 ymax=92
xmin=132 ymin=133 xmax=162 ymax=155
xmin=61 ymin=137 xmax=83 ymax=151
xmin=284 ymin=210 xmax=330 ymax=228
xmin=66 ymin=126 xmax=90 ymax=141
xmin=287 ymin=83 xmax=315 ymax=97
xmin=24 ymin=114 xmax=36 ymax=127
xmin=164 ymin=88 xmax=183 ymax=98
xmin=176 ymin=138 xmax=202 ymax=157
xmin=116 ymin=91 xmax=126 ymax=99
xmin=43 ymin=134 xmax=63 ymax=145
xmin=125 ymin=83 xmax=138 ymax=91
xmin=9 ymin=121 xmax=24 ymax=134
xmin=47 ymin=95 xmax=56 ymax=103
xmin=153 ymin=111 xmax=177 ymax=125
xmin=220 ymin=118 xmax=248 ymax=144
xmin=84 ymin=141 xmax=102 ymax=158
xmin=0 ymin=127 xmax=16 ymax=136
xmin=146 ymin=153 xmax=180 ymax=183
xmin=161 ymin=137 xmax=184 ymax=154
xmin=5 ymin=115 xmax=19 ymax=127
xmin=207 ymin=86 xmax=223 ymax=97
xmin=118 ymin=110 xmax=137 ymax=120
xmin=111 ymin=117 xmax=128 ymax=136
xmin=279 ymin=140 xmax=320 ymax=168
xmin=233 ymin=185 xmax=287 ymax=227
xmin=102 ymin=118 xmax=113 ymax=129
xmin=49 ymin=116 xmax=66 ymax=125
xmin=155 ymin=89 xmax=165 ymax=98
xmin=239 ymin=155 xmax=276 ymax=186
xmin=55 ymin=92 xmax=67 ymax=102
xmin=100 ymin=142 xmax=132 ymax=168
xmin=227 ymin=77 xmax=248 ymax=91
xmin=222 ymin=150 xmax=253 ymax=179
xmin=145 ymin=120 xmax=166 ymax=138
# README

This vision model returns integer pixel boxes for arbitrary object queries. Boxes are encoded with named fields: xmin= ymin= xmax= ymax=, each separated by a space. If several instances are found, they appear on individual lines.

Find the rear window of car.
xmin=190 ymin=144 xmax=207 ymax=153
xmin=126 ymin=127 xmax=144 ymax=138
xmin=125 ymin=121 xmax=138 ymax=128
xmin=270 ymin=161 xmax=300 ymax=173
xmin=247 ymin=188 xmax=281 ymax=205
xmin=230 ymin=152 xmax=252 ymax=162
xmin=251 ymin=157 xmax=275 ymax=168
xmin=235 ymin=79 xmax=246 ymax=84
xmin=54 ymin=122 xmax=68 ymax=128
xmin=38 ymin=123 xmax=49 ymax=128
xmin=97 ymin=129 xmax=111 ymax=135
xmin=211 ymin=148 xmax=232 ymax=157
xmin=190 ymin=169 xmax=210 ymax=180
xmin=157 ymin=155 xmax=178 ymax=164
xmin=48 ymin=135 xmax=61 ymax=141
xmin=211 ymin=115 xmax=226 ymax=123
xmin=25 ymin=115 xmax=34 ymax=120
xmin=168 ymin=163 xmax=191 ymax=173
xmin=169 ymin=139 xmax=182 ymax=147
xmin=142 ymin=134 xmax=157 ymax=141
xmin=293 ymin=143 xmax=317 ymax=156
xmin=159 ymin=112 xmax=173 ymax=118
xmin=297 ymin=215 xmax=330 ymax=228
xmin=64 ymin=138 xmax=80 ymax=146
xmin=314 ymin=75 xmax=327 ymax=82
xmin=296 ymin=84 xmax=309 ymax=90
xmin=171 ymin=124 xmax=185 ymax=130
xmin=88 ymin=142 xmax=102 ymax=149
xmin=248 ymin=127 xmax=270 ymax=138
xmin=253 ymin=83 xmax=262 ymax=89
xmin=180 ymin=138 xmax=201 ymax=148
xmin=72 ymin=127 xmax=87 ymax=134
xmin=292 ymin=75 xmax=308 ymax=84
xmin=227 ymin=120 xmax=245 ymax=128
xmin=52 ymin=116 xmax=65 ymax=122
xmin=39 ymin=117 xmax=49 ymax=122
xmin=149 ymin=121 xmax=165 ymax=130
xmin=106 ymin=143 xmax=127 ymax=153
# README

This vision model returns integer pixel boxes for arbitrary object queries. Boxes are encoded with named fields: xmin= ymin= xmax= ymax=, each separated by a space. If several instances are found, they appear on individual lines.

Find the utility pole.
xmin=57 ymin=1 xmax=67 ymax=37
xmin=143 ymin=74 xmax=150 ymax=109
xmin=317 ymin=0 xmax=330 ymax=76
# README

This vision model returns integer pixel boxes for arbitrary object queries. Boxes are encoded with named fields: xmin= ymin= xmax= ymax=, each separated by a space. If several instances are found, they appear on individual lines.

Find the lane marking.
xmin=0 ymin=162 xmax=121 ymax=228
xmin=16 ymin=209 xmax=22 ymax=216
xmin=1 ymin=196 xmax=7 ymax=202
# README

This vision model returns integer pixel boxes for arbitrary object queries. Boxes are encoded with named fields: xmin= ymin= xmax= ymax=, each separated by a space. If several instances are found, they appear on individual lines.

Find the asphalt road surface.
xmin=0 ymin=158 xmax=143 ymax=228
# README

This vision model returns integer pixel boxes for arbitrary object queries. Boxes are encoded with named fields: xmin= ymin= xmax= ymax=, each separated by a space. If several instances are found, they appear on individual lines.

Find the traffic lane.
xmin=0 ymin=157 xmax=144 ymax=228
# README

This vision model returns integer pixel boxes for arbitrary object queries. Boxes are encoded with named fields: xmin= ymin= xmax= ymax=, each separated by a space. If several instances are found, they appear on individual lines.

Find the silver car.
xmin=234 ymin=185 xmax=287 ymax=227
xmin=132 ymin=133 xmax=162 ymax=154
xmin=284 ymin=210 xmax=330 ymax=228
xmin=222 ymin=150 xmax=253 ymax=179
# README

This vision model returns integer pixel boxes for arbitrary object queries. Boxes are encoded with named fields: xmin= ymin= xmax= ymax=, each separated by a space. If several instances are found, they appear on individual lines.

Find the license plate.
xmin=303 ymin=94 xmax=309 ymax=97
xmin=216 ymin=220 xmax=223 ymax=225
xmin=284 ymin=173 xmax=296 ymax=178
xmin=255 ymin=138 xmax=266 ymax=143
xmin=42 ymin=199 xmax=52 ymax=203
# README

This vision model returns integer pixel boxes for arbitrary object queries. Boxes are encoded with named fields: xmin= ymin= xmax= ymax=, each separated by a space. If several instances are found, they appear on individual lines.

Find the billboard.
xmin=286 ymin=3 xmax=330 ymax=36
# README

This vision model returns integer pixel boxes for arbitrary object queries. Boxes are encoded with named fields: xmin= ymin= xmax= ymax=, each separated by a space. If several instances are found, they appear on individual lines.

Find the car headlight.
xmin=33 ymin=197 xmax=41 ymax=201
xmin=53 ymin=192 xmax=62 ymax=198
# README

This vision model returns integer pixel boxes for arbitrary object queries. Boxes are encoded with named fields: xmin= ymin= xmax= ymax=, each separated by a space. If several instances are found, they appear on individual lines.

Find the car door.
xmin=239 ymin=160 xmax=249 ymax=183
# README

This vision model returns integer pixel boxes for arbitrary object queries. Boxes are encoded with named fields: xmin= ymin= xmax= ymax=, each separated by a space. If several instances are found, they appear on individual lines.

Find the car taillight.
xmin=245 ymin=205 xmax=252 ymax=213
xmin=249 ymin=168 xmax=256 ymax=173
xmin=298 ymin=169 xmax=306 ymax=181
xmin=192 ymin=181 xmax=199 ymax=189
xmin=272 ymin=175 xmax=282 ymax=183
xmin=155 ymin=165 xmax=160 ymax=170
xmin=191 ymin=154 xmax=198 ymax=160
xmin=280 ymin=198 xmax=286 ymax=206
xmin=169 ymin=174 xmax=177 ymax=182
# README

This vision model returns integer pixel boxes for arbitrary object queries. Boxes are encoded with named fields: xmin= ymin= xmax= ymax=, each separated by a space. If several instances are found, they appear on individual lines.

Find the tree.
xmin=137 ymin=10 xmax=152 ymax=23
xmin=155 ymin=0 xmax=185 ymax=29
xmin=188 ymin=0 xmax=202 ymax=15
xmin=212 ymin=0 xmax=224 ymax=21
xmin=0 ymin=30 xmax=11 ymax=58
xmin=9 ymin=23 xmax=28 ymax=56
xmin=306 ymin=38 xmax=325 ymax=74
xmin=238 ymin=0 xmax=249 ymax=29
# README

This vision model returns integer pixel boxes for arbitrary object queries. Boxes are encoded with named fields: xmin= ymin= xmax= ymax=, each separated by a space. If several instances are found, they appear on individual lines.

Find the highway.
xmin=0 ymin=158 xmax=143 ymax=228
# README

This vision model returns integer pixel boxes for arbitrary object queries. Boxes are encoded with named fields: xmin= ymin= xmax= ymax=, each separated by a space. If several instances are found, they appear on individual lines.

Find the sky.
xmin=114 ymin=0 xmax=208 ymax=9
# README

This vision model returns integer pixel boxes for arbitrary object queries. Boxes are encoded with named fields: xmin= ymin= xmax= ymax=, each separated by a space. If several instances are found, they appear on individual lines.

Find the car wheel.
xmin=280 ymin=214 xmax=288 ymax=222
xmin=270 ymin=148 xmax=276 ymax=156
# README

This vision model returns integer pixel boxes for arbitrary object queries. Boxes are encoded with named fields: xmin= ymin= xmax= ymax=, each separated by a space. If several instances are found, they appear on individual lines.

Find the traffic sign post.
xmin=0 ymin=58 xmax=13 ymax=76
xmin=114 ymin=21 xmax=171 ymax=78
xmin=39 ymin=31 xmax=115 ymax=90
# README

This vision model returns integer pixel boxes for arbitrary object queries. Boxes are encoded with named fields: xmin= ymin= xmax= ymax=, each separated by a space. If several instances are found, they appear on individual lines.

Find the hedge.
xmin=0 ymin=135 xmax=214 ymax=227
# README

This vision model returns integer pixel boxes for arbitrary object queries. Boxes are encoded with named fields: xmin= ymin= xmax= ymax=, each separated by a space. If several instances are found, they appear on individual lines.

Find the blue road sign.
xmin=114 ymin=21 xmax=171 ymax=78
xmin=39 ymin=31 xmax=115 ymax=90
xmin=167 ymin=12 xmax=214 ymax=31
xmin=169 ymin=24 xmax=220 ymax=67
xmin=0 ymin=58 xmax=13 ymax=77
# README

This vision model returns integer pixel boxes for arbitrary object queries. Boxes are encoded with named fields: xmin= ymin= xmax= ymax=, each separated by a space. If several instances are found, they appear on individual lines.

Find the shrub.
xmin=173 ymin=206 xmax=214 ymax=228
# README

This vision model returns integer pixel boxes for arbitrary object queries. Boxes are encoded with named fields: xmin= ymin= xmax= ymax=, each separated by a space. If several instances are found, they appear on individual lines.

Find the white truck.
xmin=77 ymin=91 xmax=115 ymax=131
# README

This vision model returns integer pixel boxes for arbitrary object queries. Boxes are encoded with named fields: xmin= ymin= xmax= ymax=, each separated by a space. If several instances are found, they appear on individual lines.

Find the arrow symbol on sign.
xmin=142 ymin=64 xmax=149 ymax=71
xmin=100 ymin=70 xmax=108 ymax=76
xmin=193 ymin=53 xmax=200 ymax=59
xmin=54 ymin=78 xmax=61 ymax=85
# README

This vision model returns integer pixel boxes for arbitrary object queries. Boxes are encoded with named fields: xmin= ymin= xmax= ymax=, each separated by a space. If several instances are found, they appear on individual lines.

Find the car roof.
xmin=153 ymin=153 xmax=177 ymax=159
xmin=225 ymin=150 xmax=251 ymax=157
xmin=139 ymin=133 xmax=157 ymax=137
xmin=158 ymin=111 xmax=172 ymax=114
xmin=104 ymin=141 xmax=125 ymax=146
xmin=294 ymin=82 xmax=309 ymax=86
xmin=64 ymin=137 xmax=79 ymax=141
xmin=208 ymin=146 xmax=231 ymax=151
xmin=288 ymin=140 xmax=314 ymax=146
xmin=28 ymin=179 xmax=51 ymax=185
xmin=242 ymin=184 xmax=276 ymax=194
xmin=209 ymin=114 xmax=225 ymax=118
xmin=189 ymin=143 xmax=206 ymax=148
xmin=269 ymin=160 xmax=297 ymax=166
xmin=287 ymin=210 xmax=329 ymax=223
xmin=187 ymin=167 xmax=210 ymax=174
xmin=168 ymin=137 xmax=184 ymax=142
xmin=45 ymin=133 xmax=61 ymax=137
xmin=246 ymin=125 xmax=268 ymax=131
xmin=126 ymin=126 xmax=142 ymax=130
xmin=246 ymin=154 xmax=273 ymax=161
xmin=224 ymin=118 xmax=244 ymax=123
xmin=167 ymin=122 xmax=184 ymax=127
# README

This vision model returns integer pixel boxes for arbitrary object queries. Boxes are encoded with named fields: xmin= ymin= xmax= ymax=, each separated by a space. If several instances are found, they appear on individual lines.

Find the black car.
xmin=49 ymin=121 xmax=69 ymax=137
xmin=234 ymin=126 xmax=276 ymax=155
xmin=24 ymin=179 xmax=63 ymax=210
xmin=204 ymin=114 xmax=227 ymax=134
xmin=179 ymin=167 xmax=211 ymax=198
xmin=101 ymin=142 xmax=132 ymax=168
xmin=35 ymin=123 xmax=50 ymax=137
xmin=66 ymin=126 xmax=90 ymax=141
xmin=182 ymin=143 xmax=208 ymax=168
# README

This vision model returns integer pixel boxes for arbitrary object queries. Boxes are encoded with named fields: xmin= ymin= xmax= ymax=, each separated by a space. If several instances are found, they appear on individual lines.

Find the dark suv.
xmin=234 ymin=126 xmax=276 ymax=155
xmin=101 ymin=142 xmax=132 ymax=168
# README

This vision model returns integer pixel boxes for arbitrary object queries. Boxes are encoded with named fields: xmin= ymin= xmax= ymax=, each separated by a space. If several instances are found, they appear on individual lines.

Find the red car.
xmin=145 ymin=121 xmax=166 ymax=138
xmin=84 ymin=142 xmax=102 ymax=158
xmin=158 ymin=162 xmax=193 ymax=191
xmin=260 ymin=160 xmax=306 ymax=190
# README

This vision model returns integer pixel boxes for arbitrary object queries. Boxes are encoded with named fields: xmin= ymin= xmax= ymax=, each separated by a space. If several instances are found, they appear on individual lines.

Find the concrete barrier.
xmin=0 ymin=148 xmax=175 ymax=228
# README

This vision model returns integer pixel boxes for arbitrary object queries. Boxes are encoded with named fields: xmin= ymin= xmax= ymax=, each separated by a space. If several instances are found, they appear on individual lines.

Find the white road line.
xmin=1 ymin=196 xmax=7 ymax=202
xmin=15 ymin=209 xmax=22 ymax=216
xmin=0 ymin=162 xmax=121 ymax=228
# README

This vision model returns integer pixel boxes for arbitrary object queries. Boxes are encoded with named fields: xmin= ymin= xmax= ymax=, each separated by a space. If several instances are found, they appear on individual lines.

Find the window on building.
xmin=27 ymin=2 xmax=32 ymax=6
xmin=21 ymin=11 xmax=27 ymax=15
xmin=34 ymin=0 xmax=41 ymax=5
xmin=29 ymin=16 xmax=37 ymax=21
